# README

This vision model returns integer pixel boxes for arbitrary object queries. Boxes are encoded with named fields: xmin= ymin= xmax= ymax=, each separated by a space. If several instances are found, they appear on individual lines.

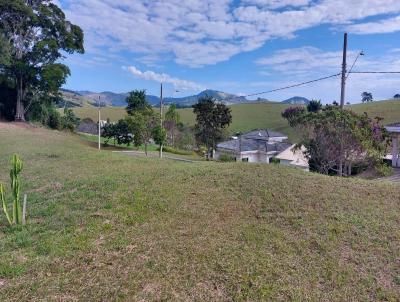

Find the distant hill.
xmin=81 ymin=91 xmax=129 ymax=107
xmin=61 ymin=89 xmax=269 ymax=108
xmin=282 ymin=96 xmax=310 ymax=105
xmin=59 ymin=89 xmax=95 ymax=108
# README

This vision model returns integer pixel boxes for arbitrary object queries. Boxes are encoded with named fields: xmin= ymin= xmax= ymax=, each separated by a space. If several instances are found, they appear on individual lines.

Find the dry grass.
xmin=0 ymin=123 xmax=399 ymax=301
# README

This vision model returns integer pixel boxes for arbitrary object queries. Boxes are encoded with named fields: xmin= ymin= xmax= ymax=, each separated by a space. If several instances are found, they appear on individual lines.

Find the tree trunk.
xmin=145 ymin=143 xmax=148 ymax=156
xmin=172 ymin=125 xmax=175 ymax=148
xmin=159 ymin=143 xmax=163 ymax=158
xmin=15 ymin=76 xmax=25 ymax=122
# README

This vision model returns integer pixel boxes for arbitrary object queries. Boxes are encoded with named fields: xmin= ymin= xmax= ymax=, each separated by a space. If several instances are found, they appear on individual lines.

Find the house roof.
xmin=276 ymin=144 xmax=309 ymax=167
xmin=217 ymin=138 xmax=291 ymax=153
xmin=242 ymin=129 xmax=287 ymax=141
xmin=385 ymin=123 xmax=400 ymax=133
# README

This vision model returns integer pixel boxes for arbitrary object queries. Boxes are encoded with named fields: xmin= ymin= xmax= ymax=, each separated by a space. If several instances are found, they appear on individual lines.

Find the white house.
xmin=385 ymin=123 xmax=400 ymax=167
xmin=275 ymin=144 xmax=309 ymax=171
xmin=214 ymin=130 xmax=291 ymax=163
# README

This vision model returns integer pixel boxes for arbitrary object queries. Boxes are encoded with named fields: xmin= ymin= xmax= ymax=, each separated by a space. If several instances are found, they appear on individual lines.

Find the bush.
xmin=157 ymin=146 xmax=195 ymax=156
xmin=219 ymin=154 xmax=236 ymax=162
xmin=375 ymin=163 xmax=393 ymax=177
xmin=47 ymin=108 xmax=61 ymax=129
xmin=269 ymin=157 xmax=280 ymax=164
xmin=60 ymin=108 xmax=80 ymax=131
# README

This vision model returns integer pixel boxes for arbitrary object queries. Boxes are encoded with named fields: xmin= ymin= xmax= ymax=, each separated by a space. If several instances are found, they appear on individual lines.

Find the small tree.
xmin=192 ymin=96 xmax=232 ymax=159
xmin=152 ymin=124 xmax=167 ymax=156
xmin=102 ymin=123 xmax=117 ymax=146
xmin=307 ymin=100 xmax=322 ymax=112
xmin=102 ymin=120 xmax=133 ymax=146
xmin=127 ymin=112 xmax=157 ymax=156
xmin=114 ymin=119 xmax=133 ymax=146
xmin=361 ymin=92 xmax=373 ymax=103
xmin=165 ymin=104 xmax=180 ymax=147
xmin=61 ymin=108 xmax=80 ymax=131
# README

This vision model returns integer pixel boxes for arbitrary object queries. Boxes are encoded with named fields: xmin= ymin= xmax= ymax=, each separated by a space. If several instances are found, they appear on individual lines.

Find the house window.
xmin=242 ymin=158 xmax=249 ymax=162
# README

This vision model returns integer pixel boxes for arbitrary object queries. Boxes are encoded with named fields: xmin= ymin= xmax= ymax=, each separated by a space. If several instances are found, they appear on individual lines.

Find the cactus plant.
xmin=1 ymin=154 xmax=25 ymax=226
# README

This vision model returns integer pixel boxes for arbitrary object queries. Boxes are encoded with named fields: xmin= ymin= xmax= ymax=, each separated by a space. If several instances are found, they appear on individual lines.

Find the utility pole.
xmin=98 ymin=95 xmax=101 ymax=151
xmin=340 ymin=33 xmax=348 ymax=108
xmin=159 ymin=83 xmax=163 ymax=158
xmin=338 ymin=33 xmax=348 ymax=176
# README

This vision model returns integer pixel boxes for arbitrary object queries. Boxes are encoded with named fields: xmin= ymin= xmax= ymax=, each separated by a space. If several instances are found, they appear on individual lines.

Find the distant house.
xmin=214 ymin=130 xmax=291 ymax=163
xmin=385 ymin=123 xmax=400 ymax=167
xmin=275 ymin=144 xmax=309 ymax=171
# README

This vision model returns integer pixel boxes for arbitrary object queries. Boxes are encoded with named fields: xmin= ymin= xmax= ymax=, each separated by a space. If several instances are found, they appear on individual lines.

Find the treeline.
xmin=101 ymin=90 xmax=232 ymax=157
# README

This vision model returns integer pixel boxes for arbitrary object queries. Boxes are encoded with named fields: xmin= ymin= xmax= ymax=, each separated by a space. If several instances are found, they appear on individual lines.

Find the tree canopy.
xmin=282 ymin=105 xmax=389 ymax=175
xmin=192 ymin=96 xmax=232 ymax=158
xmin=361 ymin=92 xmax=373 ymax=103
xmin=126 ymin=90 xmax=152 ymax=116
xmin=0 ymin=0 xmax=84 ymax=121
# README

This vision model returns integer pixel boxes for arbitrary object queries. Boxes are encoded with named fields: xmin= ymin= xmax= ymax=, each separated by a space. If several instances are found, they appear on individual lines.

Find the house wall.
xmin=279 ymin=159 xmax=309 ymax=171
xmin=215 ymin=150 xmax=270 ymax=163
xmin=240 ymin=152 xmax=266 ymax=163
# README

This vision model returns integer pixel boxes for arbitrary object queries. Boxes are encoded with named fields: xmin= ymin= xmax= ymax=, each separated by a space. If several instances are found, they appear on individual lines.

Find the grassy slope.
xmin=72 ymin=99 xmax=400 ymax=141
xmin=349 ymin=99 xmax=400 ymax=125
xmin=0 ymin=123 xmax=399 ymax=301
xmin=72 ymin=102 xmax=296 ymax=139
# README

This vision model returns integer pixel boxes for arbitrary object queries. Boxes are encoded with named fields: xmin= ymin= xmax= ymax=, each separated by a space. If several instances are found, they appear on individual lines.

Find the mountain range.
xmin=60 ymin=89 xmax=310 ymax=108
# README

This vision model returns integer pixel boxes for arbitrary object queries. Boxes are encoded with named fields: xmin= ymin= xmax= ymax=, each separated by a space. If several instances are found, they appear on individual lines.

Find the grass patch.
xmin=0 ymin=122 xmax=399 ymax=300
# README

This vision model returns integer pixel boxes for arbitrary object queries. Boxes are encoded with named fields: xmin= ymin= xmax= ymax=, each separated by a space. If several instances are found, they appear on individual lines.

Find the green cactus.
xmin=1 ymin=154 xmax=25 ymax=226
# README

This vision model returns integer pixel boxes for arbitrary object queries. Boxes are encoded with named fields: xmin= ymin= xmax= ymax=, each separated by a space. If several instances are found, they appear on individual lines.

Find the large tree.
xmin=0 ymin=0 xmax=84 ymax=121
xmin=192 ymin=96 xmax=232 ymax=159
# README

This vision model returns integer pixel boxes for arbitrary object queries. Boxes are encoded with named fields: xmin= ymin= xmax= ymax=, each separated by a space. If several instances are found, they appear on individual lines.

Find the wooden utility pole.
xmin=338 ymin=33 xmax=348 ymax=176
xmin=340 ymin=33 xmax=348 ymax=108
xmin=98 ymin=96 xmax=101 ymax=151
xmin=159 ymin=83 xmax=163 ymax=158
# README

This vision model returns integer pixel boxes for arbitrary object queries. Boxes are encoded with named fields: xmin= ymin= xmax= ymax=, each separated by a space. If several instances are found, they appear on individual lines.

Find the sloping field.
xmin=350 ymin=99 xmax=400 ymax=125
xmin=1 ymin=123 xmax=399 ymax=301
xmin=72 ymin=100 xmax=400 ymax=141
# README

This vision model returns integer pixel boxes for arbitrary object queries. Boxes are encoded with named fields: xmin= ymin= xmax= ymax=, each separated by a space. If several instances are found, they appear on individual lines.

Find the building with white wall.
xmin=275 ymin=144 xmax=309 ymax=171
xmin=385 ymin=123 xmax=400 ymax=167
xmin=214 ymin=130 xmax=291 ymax=163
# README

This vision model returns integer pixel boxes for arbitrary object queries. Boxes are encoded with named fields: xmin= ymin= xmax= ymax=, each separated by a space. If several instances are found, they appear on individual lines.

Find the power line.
xmin=346 ymin=51 xmax=364 ymax=80
xmin=349 ymin=71 xmax=400 ymax=74
xmin=244 ymin=73 xmax=341 ymax=98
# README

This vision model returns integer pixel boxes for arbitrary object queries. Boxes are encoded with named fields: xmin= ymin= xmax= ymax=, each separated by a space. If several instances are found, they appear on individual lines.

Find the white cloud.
xmin=124 ymin=66 xmax=203 ymax=91
xmin=241 ymin=0 xmax=311 ymax=9
xmin=60 ymin=0 xmax=400 ymax=67
xmin=346 ymin=15 xmax=400 ymax=34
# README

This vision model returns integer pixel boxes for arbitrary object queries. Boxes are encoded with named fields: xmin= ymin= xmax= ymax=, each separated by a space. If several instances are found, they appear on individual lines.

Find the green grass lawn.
xmin=72 ymin=99 xmax=400 ymax=142
xmin=349 ymin=99 xmax=400 ymax=125
xmin=1 ymin=123 xmax=399 ymax=301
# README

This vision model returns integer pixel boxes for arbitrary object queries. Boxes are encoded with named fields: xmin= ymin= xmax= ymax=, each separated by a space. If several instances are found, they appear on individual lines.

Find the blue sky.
xmin=58 ymin=0 xmax=400 ymax=103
